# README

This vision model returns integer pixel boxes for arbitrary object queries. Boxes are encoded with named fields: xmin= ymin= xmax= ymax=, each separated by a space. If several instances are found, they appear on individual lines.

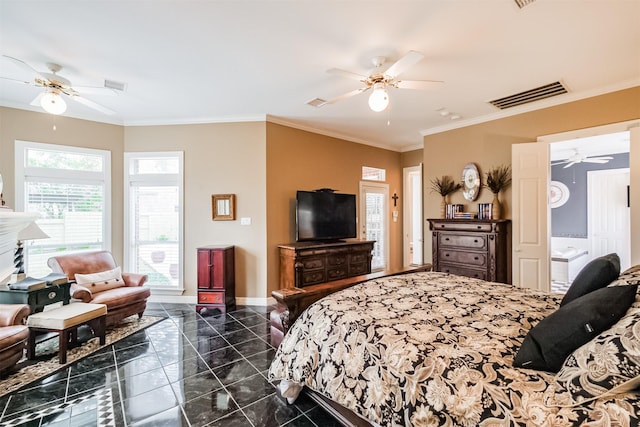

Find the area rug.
xmin=0 ymin=315 xmax=164 ymax=398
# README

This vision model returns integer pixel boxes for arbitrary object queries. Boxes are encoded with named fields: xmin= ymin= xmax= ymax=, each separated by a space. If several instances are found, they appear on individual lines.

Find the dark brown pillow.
xmin=560 ymin=253 xmax=620 ymax=306
xmin=514 ymin=284 xmax=637 ymax=373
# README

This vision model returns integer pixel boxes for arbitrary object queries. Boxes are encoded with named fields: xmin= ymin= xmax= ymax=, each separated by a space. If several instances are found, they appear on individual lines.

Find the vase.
xmin=440 ymin=196 xmax=447 ymax=219
xmin=492 ymin=193 xmax=502 ymax=220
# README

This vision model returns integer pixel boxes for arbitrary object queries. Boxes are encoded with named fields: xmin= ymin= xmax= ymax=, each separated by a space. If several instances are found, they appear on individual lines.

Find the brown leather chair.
xmin=47 ymin=251 xmax=150 ymax=326
xmin=0 ymin=304 xmax=30 ymax=375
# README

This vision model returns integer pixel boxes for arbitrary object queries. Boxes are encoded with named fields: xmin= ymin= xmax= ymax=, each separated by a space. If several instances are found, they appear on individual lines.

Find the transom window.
xmin=362 ymin=166 xmax=386 ymax=181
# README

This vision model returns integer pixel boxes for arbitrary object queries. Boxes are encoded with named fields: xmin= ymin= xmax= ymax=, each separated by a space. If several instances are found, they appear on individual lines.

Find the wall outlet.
xmin=240 ymin=217 xmax=252 ymax=225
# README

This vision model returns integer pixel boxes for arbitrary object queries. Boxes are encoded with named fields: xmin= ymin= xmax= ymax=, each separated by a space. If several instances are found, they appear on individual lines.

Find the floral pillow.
xmin=75 ymin=266 xmax=125 ymax=293
xmin=548 ymin=267 xmax=640 ymax=407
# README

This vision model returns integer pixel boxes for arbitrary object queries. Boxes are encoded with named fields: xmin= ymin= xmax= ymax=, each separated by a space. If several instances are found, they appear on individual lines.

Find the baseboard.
xmin=148 ymin=295 xmax=276 ymax=306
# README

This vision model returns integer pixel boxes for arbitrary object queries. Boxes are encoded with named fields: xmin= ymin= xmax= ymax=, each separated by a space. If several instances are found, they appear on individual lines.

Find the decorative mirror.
xmin=461 ymin=163 xmax=480 ymax=201
xmin=212 ymin=194 xmax=236 ymax=221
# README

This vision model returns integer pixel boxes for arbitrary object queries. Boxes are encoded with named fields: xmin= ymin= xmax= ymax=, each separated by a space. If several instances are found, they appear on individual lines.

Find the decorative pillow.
xmin=548 ymin=298 xmax=640 ymax=407
xmin=514 ymin=284 xmax=638 ymax=373
xmin=75 ymin=266 xmax=125 ymax=293
xmin=560 ymin=253 xmax=620 ymax=306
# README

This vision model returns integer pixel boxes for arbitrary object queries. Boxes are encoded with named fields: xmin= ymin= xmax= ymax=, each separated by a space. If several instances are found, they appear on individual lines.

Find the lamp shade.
xmin=18 ymin=222 xmax=50 ymax=241
xmin=41 ymin=91 xmax=67 ymax=115
xmin=368 ymin=83 xmax=389 ymax=112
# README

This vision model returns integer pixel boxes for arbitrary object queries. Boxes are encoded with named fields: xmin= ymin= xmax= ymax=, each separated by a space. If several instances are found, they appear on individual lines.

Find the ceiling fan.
xmin=311 ymin=50 xmax=443 ymax=112
xmin=1 ymin=55 xmax=123 ymax=115
xmin=551 ymin=149 xmax=613 ymax=168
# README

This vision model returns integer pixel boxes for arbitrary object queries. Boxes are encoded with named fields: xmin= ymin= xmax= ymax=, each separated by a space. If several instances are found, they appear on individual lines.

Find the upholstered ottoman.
xmin=27 ymin=302 xmax=107 ymax=363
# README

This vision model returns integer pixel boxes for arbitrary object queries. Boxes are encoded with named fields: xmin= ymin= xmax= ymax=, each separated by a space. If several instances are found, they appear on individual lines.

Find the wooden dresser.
xmin=278 ymin=240 xmax=375 ymax=289
xmin=196 ymin=245 xmax=235 ymax=314
xmin=428 ymin=219 xmax=511 ymax=284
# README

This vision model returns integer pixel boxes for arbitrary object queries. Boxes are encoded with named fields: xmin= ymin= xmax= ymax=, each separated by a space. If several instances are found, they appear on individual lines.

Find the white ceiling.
xmin=1 ymin=0 xmax=639 ymax=152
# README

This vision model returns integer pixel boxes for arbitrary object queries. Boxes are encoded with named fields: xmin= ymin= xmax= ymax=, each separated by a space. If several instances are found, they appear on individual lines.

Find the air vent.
xmin=104 ymin=79 xmax=127 ymax=92
xmin=514 ymin=0 xmax=536 ymax=8
xmin=306 ymin=97 xmax=327 ymax=108
xmin=488 ymin=81 xmax=568 ymax=110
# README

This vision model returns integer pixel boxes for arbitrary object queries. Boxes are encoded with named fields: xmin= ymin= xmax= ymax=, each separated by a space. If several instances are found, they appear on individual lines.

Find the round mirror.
xmin=462 ymin=163 xmax=480 ymax=201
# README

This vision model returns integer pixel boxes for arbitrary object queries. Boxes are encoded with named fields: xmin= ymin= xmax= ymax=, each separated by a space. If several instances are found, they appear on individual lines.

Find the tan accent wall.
xmin=423 ymin=87 xmax=640 ymax=258
xmin=124 ymin=122 xmax=267 ymax=298
xmin=401 ymin=149 xmax=423 ymax=168
xmin=266 ymin=122 xmax=403 ymax=294
xmin=0 ymin=107 xmax=125 ymax=262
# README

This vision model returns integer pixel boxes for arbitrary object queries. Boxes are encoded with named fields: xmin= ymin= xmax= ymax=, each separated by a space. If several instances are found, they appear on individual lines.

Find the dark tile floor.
xmin=0 ymin=303 xmax=342 ymax=427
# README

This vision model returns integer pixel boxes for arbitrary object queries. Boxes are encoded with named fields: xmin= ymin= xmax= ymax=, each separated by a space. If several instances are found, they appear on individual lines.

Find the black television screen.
xmin=296 ymin=190 xmax=357 ymax=242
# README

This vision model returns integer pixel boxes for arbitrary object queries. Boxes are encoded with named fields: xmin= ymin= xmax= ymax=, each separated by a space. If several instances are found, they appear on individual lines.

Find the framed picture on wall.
xmin=212 ymin=194 xmax=236 ymax=220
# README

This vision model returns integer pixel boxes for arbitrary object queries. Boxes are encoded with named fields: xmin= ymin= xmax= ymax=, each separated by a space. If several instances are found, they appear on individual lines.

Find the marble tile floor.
xmin=0 ymin=303 xmax=342 ymax=427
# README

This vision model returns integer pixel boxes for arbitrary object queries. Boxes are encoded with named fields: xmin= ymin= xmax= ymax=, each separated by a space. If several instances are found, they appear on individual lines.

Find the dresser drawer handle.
xmin=474 ymin=239 xmax=478 ymax=243
xmin=477 ymin=225 xmax=482 ymax=229
xmin=48 ymin=291 xmax=57 ymax=300
xmin=445 ymin=253 xmax=450 ymax=257
xmin=474 ymin=256 xmax=479 ymax=260
xmin=445 ymin=237 xmax=450 ymax=241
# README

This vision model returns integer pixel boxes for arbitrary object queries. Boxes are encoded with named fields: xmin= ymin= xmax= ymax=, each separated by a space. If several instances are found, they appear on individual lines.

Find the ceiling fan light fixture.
xmin=368 ymin=83 xmax=389 ymax=112
xmin=40 ymin=90 xmax=67 ymax=115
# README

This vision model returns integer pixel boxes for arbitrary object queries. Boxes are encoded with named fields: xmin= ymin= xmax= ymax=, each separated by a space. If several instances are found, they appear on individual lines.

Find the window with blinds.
xmin=124 ymin=152 xmax=183 ymax=292
xmin=15 ymin=141 xmax=111 ymax=277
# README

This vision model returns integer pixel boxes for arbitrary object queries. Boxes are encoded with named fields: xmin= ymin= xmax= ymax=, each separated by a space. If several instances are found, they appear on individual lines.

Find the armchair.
xmin=47 ymin=251 xmax=150 ymax=326
xmin=0 ymin=304 xmax=30 ymax=374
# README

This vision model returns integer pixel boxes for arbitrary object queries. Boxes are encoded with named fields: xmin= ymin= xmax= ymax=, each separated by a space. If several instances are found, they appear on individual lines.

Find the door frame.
xmin=403 ymin=165 xmax=423 ymax=267
xmin=359 ymin=181 xmax=389 ymax=272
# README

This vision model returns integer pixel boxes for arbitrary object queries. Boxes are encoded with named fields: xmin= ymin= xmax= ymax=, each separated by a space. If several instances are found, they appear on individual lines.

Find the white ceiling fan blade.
xmin=2 ymin=55 xmax=45 ymax=80
xmin=551 ymin=160 xmax=570 ymax=166
xmin=588 ymin=156 xmax=613 ymax=161
xmin=396 ymin=79 xmax=443 ymax=90
xmin=582 ymin=158 xmax=610 ymax=164
xmin=1 ymin=76 xmax=35 ymax=86
xmin=71 ymin=95 xmax=116 ymax=115
xmin=73 ymin=85 xmax=118 ymax=96
xmin=327 ymin=68 xmax=367 ymax=81
xmin=563 ymin=161 xmax=577 ymax=169
xmin=325 ymin=87 xmax=369 ymax=105
xmin=384 ymin=50 xmax=424 ymax=78
xmin=30 ymin=93 xmax=44 ymax=107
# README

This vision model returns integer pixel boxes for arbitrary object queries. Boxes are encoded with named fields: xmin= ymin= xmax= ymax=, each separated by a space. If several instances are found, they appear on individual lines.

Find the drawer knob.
xmin=474 ymin=256 xmax=479 ymax=260
xmin=477 ymin=225 xmax=481 ymax=229
xmin=48 ymin=291 xmax=57 ymax=300
xmin=445 ymin=253 xmax=450 ymax=257
xmin=445 ymin=237 xmax=450 ymax=241
xmin=474 ymin=240 xmax=478 ymax=243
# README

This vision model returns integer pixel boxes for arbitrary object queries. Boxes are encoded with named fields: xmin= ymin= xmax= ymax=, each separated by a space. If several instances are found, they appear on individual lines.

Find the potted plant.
xmin=485 ymin=165 xmax=512 ymax=220
xmin=430 ymin=175 xmax=462 ymax=218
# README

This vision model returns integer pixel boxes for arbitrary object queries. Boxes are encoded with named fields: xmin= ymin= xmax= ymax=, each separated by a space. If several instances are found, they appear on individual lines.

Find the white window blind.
xmin=15 ymin=141 xmax=110 ymax=277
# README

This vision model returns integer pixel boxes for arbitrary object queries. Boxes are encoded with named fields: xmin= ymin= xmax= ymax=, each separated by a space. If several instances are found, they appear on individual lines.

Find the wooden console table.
xmin=278 ymin=240 xmax=375 ymax=289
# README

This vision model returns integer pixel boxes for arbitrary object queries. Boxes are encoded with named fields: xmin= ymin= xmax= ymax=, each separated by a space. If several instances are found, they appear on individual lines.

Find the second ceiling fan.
xmin=312 ymin=50 xmax=442 ymax=112
xmin=552 ymin=149 xmax=613 ymax=168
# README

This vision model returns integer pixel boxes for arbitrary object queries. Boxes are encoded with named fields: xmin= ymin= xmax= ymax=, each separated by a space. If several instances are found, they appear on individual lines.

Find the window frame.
xmin=124 ymin=151 xmax=184 ymax=295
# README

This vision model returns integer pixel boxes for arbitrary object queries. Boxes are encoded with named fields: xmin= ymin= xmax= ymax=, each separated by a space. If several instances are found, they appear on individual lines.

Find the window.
xmin=125 ymin=152 xmax=183 ymax=293
xmin=362 ymin=166 xmax=386 ymax=181
xmin=15 ymin=141 xmax=111 ymax=277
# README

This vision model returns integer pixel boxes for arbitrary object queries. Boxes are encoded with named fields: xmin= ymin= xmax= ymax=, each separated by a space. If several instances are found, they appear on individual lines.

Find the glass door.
xmin=359 ymin=182 xmax=388 ymax=271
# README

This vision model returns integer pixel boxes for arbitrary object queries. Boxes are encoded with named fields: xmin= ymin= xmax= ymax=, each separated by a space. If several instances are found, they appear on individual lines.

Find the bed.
xmin=268 ymin=270 xmax=640 ymax=426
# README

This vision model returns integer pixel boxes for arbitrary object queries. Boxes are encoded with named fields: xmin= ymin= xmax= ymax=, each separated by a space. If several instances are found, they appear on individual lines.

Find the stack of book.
xmin=8 ymin=272 xmax=68 ymax=291
xmin=445 ymin=204 xmax=464 ymax=219
xmin=478 ymin=203 xmax=493 ymax=220
xmin=453 ymin=211 xmax=478 ymax=219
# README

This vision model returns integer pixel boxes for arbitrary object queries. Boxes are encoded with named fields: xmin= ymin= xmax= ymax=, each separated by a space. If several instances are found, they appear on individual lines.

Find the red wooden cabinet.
xmin=196 ymin=245 xmax=235 ymax=315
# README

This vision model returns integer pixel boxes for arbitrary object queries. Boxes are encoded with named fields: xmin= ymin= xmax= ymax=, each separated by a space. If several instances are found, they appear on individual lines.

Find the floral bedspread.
xmin=268 ymin=272 xmax=639 ymax=426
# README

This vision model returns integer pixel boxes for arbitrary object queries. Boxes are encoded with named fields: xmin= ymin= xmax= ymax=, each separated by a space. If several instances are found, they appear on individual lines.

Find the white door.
xmin=588 ymin=168 xmax=631 ymax=269
xmin=360 ymin=182 xmax=389 ymax=271
xmin=512 ymin=142 xmax=550 ymax=291
xmin=403 ymin=165 xmax=423 ymax=266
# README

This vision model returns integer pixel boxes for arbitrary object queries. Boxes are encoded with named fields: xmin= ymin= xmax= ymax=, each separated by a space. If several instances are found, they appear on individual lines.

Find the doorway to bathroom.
xmin=549 ymin=131 xmax=630 ymax=293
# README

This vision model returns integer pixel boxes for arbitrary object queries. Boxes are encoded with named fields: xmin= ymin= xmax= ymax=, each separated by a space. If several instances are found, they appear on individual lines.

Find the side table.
xmin=0 ymin=283 xmax=71 ymax=314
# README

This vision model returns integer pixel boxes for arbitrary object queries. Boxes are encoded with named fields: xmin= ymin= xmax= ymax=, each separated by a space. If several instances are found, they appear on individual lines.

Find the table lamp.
xmin=12 ymin=222 xmax=50 ymax=282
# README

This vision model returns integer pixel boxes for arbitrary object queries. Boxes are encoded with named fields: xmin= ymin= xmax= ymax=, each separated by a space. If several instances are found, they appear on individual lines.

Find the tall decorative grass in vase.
xmin=485 ymin=165 xmax=512 ymax=220
xmin=430 ymin=176 xmax=462 ymax=218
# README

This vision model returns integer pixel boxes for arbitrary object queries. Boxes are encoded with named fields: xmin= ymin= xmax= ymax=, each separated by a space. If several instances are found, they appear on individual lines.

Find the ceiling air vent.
xmin=306 ymin=97 xmax=327 ymax=108
xmin=488 ymin=81 xmax=568 ymax=110
xmin=514 ymin=0 xmax=536 ymax=8
xmin=104 ymin=79 xmax=127 ymax=92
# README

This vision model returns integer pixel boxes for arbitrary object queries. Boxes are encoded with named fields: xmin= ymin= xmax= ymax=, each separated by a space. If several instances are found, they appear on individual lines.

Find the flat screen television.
xmin=296 ymin=190 xmax=357 ymax=242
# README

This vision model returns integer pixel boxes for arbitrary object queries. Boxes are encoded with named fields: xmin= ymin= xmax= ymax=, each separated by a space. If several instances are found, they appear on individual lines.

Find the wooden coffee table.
xmin=27 ymin=302 xmax=107 ymax=364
